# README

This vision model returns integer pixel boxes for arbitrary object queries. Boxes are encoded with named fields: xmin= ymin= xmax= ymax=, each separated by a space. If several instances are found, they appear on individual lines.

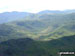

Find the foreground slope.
xmin=0 ymin=35 xmax=75 ymax=56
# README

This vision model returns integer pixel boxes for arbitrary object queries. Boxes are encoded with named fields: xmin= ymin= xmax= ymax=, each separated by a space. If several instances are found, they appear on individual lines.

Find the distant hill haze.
xmin=38 ymin=10 xmax=75 ymax=14
xmin=0 ymin=11 xmax=32 ymax=24
xmin=0 ymin=10 xmax=75 ymax=23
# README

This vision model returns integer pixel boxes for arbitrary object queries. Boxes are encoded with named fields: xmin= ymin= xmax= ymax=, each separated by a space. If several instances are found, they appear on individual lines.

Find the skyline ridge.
xmin=0 ymin=9 xmax=75 ymax=13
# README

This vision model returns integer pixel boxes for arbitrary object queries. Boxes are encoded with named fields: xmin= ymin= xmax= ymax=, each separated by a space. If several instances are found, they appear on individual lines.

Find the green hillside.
xmin=0 ymin=35 xmax=75 ymax=56
xmin=0 ymin=13 xmax=75 ymax=41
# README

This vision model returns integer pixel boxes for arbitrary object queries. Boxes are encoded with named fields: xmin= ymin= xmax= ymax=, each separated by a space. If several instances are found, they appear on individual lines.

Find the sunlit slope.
xmin=0 ymin=13 xmax=75 ymax=41
xmin=38 ymin=23 xmax=75 ymax=40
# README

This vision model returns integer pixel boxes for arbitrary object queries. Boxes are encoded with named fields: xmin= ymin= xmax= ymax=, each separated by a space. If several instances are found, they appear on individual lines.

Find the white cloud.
xmin=0 ymin=0 xmax=75 ymax=13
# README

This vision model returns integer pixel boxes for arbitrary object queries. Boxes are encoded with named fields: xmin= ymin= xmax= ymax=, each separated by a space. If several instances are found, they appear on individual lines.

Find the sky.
xmin=0 ymin=0 xmax=75 ymax=13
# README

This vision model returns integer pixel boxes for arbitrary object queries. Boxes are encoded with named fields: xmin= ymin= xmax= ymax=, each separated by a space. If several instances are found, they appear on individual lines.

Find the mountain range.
xmin=0 ymin=10 xmax=75 ymax=56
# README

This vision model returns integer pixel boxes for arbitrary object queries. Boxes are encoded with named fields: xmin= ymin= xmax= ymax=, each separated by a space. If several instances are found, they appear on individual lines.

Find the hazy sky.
xmin=0 ymin=0 xmax=75 ymax=13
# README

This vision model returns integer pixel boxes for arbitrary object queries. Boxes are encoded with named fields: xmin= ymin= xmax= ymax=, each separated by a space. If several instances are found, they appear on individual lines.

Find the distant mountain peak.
xmin=38 ymin=10 xmax=75 ymax=14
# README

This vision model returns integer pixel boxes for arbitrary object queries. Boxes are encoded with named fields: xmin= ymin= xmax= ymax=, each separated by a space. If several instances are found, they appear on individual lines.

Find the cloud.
xmin=0 ymin=0 xmax=75 ymax=13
